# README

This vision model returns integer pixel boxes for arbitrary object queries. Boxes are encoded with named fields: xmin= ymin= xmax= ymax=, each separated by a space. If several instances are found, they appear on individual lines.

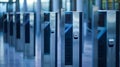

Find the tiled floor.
xmin=0 ymin=31 xmax=92 ymax=67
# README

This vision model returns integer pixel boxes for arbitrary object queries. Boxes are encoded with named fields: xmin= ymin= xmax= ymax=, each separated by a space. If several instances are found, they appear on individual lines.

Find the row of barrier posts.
xmin=1 ymin=8 xmax=119 ymax=67
xmin=2 ymin=12 xmax=36 ymax=59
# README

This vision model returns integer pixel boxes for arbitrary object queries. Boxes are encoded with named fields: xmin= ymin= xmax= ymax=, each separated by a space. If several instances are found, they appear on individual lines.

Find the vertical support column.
xmin=106 ymin=0 xmax=109 ymax=10
xmin=52 ymin=0 xmax=60 ymax=67
xmin=16 ymin=0 xmax=20 ymax=12
xmin=52 ymin=0 xmax=60 ymax=12
xmin=77 ymin=0 xmax=83 ymax=12
xmin=66 ymin=0 xmax=71 ymax=11
xmin=92 ymin=6 xmax=98 ymax=67
xmin=112 ymin=0 xmax=115 ymax=9
xmin=83 ymin=0 xmax=88 ymax=37
xmin=71 ymin=0 xmax=76 ymax=11
xmin=35 ymin=0 xmax=42 ymax=67
xmin=51 ymin=0 xmax=61 ymax=67
xmin=60 ymin=9 xmax=65 ymax=67
xmin=8 ymin=0 xmax=13 ymax=12
xmin=82 ymin=0 xmax=88 ymax=53
xmin=49 ymin=0 xmax=53 ymax=11
xmin=23 ymin=0 xmax=27 ymax=12
xmin=95 ymin=0 xmax=101 ymax=9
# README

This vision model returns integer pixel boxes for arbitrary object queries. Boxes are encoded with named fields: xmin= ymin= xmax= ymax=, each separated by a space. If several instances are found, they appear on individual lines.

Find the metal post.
xmin=77 ymin=0 xmax=83 ymax=12
xmin=35 ymin=0 xmax=42 ymax=67
xmin=60 ymin=9 xmax=65 ymax=67
xmin=53 ymin=0 xmax=60 ymax=12
xmin=73 ymin=12 xmax=82 ymax=67
xmin=8 ymin=0 xmax=13 ymax=12
xmin=92 ymin=6 xmax=98 ymax=67
xmin=71 ymin=0 xmax=76 ymax=11
xmin=107 ymin=11 xmax=116 ymax=67
xmin=95 ymin=0 xmax=101 ymax=9
xmin=51 ymin=0 xmax=62 ymax=67
xmin=23 ymin=0 xmax=27 ymax=12
xmin=112 ymin=0 xmax=115 ymax=9
xmin=16 ymin=0 xmax=20 ymax=12
xmin=50 ymin=12 xmax=57 ymax=67
xmin=106 ymin=0 xmax=108 ymax=10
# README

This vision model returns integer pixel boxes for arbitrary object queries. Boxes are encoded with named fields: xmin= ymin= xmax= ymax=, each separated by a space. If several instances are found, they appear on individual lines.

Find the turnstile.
xmin=92 ymin=10 xmax=120 ymax=67
xmin=43 ymin=12 xmax=57 ymax=67
xmin=3 ymin=13 xmax=9 ymax=43
xmin=8 ymin=12 xmax=15 ymax=46
xmin=15 ymin=12 xmax=24 ymax=51
xmin=60 ymin=11 xmax=83 ymax=67
xmin=23 ymin=12 xmax=36 ymax=58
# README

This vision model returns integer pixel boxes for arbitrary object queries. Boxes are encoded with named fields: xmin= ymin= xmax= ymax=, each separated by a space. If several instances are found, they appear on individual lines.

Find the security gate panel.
xmin=92 ymin=10 xmax=120 ymax=67
xmin=3 ymin=13 xmax=8 ymax=43
xmin=18 ymin=12 xmax=24 ymax=51
xmin=9 ymin=13 xmax=14 ymax=46
xmin=24 ymin=12 xmax=35 ymax=58
xmin=65 ymin=12 xmax=73 ymax=66
xmin=43 ymin=12 xmax=57 ymax=67
xmin=15 ymin=12 xmax=23 ymax=52
xmin=60 ymin=11 xmax=82 ymax=67
xmin=29 ymin=13 xmax=35 ymax=58
xmin=43 ymin=13 xmax=50 ymax=67
xmin=107 ymin=11 xmax=116 ymax=67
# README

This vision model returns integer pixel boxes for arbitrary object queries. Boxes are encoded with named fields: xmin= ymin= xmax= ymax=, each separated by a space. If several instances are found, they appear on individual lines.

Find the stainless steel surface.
xmin=92 ymin=6 xmax=98 ymax=67
xmin=107 ymin=11 xmax=116 ymax=67
xmin=15 ymin=12 xmax=24 ymax=52
xmin=24 ymin=13 xmax=35 ymax=58
xmin=50 ymin=12 xmax=57 ymax=67
xmin=60 ymin=9 xmax=65 ymax=67
xmin=73 ymin=12 xmax=80 ymax=67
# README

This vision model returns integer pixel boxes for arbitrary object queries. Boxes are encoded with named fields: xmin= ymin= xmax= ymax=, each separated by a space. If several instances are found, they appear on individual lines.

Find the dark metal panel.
xmin=116 ymin=11 xmax=120 ymax=67
xmin=15 ymin=13 xmax=20 ymax=39
xmin=65 ymin=12 xmax=73 ymax=65
xmin=24 ymin=13 xmax=30 ymax=43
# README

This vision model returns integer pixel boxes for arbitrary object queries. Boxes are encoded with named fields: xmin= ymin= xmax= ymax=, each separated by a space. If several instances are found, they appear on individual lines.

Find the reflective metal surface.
xmin=107 ymin=11 xmax=116 ymax=67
